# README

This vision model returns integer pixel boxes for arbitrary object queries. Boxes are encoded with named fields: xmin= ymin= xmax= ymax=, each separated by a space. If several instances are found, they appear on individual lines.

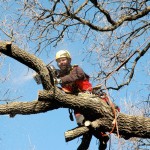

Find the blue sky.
xmin=0 ymin=1 xmax=150 ymax=150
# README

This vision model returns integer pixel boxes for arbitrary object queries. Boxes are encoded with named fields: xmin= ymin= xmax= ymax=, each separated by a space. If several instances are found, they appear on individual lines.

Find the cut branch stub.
xmin=65 ymin=126 xmax=90 ymax=142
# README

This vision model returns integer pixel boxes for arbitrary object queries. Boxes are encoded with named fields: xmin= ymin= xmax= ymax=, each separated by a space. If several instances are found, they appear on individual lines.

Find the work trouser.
xmin=74 ymin=91 xmax=92 ymax=126
xmin=74 ymin=112 xmax=85 ymax=126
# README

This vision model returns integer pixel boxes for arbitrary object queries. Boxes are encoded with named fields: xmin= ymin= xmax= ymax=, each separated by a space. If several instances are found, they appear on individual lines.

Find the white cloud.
xmin=12 ymin=69 xmax=35 ymax=86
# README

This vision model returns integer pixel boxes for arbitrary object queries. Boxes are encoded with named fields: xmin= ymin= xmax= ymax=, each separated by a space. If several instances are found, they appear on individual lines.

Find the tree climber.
xmin=54 ymin=50 xmax=92 ymax=123
xmin=33 ymin=49 xmax=117 ymax=149
xmin=54 ymin=50 xmax=109 ymax=150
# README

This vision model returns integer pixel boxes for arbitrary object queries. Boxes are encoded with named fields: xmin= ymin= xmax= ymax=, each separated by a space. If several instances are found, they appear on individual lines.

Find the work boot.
xmin=98 ymin=135 xmax=109 ymax=150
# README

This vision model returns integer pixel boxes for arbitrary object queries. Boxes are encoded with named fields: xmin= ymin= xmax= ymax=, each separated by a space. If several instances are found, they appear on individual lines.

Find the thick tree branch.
xmin=38 ymin=89 xmax=113 ymax=119
xmin=0 ymin=100 xmax=60 ymax=116
xmin=66 ymin=6 xmax=150 ymax=31
xmin=39 ymin=90 xmax=150 ymax=140
xmin=65 ymin=113 xmax=150 ymax=142
xmin=2 ymin=88 xmax=149 ymax=140
xmin=0 ymin=41 xmax=52 ymax=90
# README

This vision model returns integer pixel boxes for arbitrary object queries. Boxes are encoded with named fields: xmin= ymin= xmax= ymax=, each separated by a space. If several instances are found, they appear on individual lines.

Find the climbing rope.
xmin=103 ymin=85 xmax=120 ymax=138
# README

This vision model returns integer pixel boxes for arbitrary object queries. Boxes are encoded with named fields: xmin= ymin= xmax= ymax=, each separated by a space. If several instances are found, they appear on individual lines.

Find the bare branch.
xmin=67 ymin=6 xmax=150 ymax=31
xmin=107 ymin=42 xmax=150 ymax=90
xmin=90 ymin=0 xmax=116 ymax=25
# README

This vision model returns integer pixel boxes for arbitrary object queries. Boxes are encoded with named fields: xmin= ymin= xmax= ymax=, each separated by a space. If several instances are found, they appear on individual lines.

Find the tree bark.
xmin=0 ymin=41 xmax=52 ymax=90
xmin=0 ymin=88 xmax=149 ymax=140
xmin=65 ymin=114 xmax=150 ymax=141
xmin=0 ymin=41 xmax=150 ymax=149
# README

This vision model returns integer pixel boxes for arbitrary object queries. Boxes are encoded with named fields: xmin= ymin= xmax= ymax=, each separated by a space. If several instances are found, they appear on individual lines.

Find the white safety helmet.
xmin=55 ymin=50 xmax=71 ymax=61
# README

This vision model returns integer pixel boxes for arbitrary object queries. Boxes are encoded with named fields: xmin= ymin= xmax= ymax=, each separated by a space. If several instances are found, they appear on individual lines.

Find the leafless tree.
xmin=0 ymin=0 xmax=149 ymax=149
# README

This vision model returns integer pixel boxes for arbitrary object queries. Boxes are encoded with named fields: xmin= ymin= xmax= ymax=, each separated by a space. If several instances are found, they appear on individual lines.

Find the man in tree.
xmin=54 ymin=50 xmax=109 ymax=150
xmin=54 ymin=50 xmax=92 ymax=124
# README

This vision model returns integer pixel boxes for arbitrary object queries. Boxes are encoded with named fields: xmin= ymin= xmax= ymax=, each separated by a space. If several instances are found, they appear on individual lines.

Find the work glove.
xmin=33 ymin=73 xmax=41 ymax=84
xmin=54 ymin=78 xmax=62 ymax=85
